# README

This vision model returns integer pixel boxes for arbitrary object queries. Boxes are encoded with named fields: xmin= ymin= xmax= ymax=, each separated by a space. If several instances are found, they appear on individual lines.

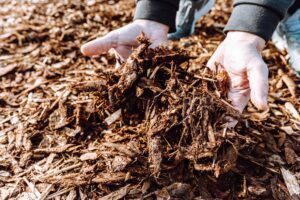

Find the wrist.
xmin=226 ymin=31 xmax=266 ymax=51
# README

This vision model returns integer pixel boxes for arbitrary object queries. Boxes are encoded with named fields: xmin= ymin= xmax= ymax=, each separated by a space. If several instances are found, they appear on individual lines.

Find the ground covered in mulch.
xmin=0 ymin=0 xmax=299 ymax=199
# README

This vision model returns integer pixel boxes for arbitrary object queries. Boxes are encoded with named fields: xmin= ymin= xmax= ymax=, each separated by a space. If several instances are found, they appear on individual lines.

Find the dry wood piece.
xmin=0 ymin=64 xmax=17 ymax=77
xmin=281 ymin=168 xmax=300 ymax=199
xmin=98 ymin=185 xmax=130 ymax=200
xmin=279 ymin=69 xmax=297 ymax=98
xmin=104 ymin=109 xmax=122 ymax=125
xmin=285 ymin=102 xmax=300 ymax=120
xmin=79 ymin=152 xmax=98 ymax=161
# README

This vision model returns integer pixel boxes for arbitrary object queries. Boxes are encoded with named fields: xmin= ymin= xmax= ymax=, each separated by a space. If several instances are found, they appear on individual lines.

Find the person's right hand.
xmin=81 ymin=19 xmax=169 ymax=62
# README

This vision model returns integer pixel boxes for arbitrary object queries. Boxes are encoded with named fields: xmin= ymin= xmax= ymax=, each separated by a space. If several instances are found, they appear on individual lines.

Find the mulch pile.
xmin=0 ymin=0 xmax=299 ymax=199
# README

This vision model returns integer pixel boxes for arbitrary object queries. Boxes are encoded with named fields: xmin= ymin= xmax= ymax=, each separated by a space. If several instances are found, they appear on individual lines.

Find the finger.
xmin=115 ymin=46 xmax=133 ymax=61
xmin=228 ymin=83 xmax=250 ymax=113
xmin=113 ymin=46 xmax=133 ymax=69
xmin=150 ymin=39 xmax=168 ymax=49
xmin=81 ymin=31 xmax=118 ymax=56
xmin=247 ymin=58 xmax=269 ymax=110
xmin=207 ymin=43 xmax=224 ymax=71
xmin=225 ymin=73 xmax=249 ymax=126
xmin=226 ymin=68 xmax=250 ymax=113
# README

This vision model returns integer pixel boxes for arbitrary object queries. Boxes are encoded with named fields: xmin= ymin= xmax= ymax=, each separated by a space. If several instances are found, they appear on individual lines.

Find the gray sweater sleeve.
xmin=134 ymin=0 xmax=179 ymax=32
xmin=134 ymin=0 xmax=295 ymax=41
xmin=224 ymin=0 xmax=295 ymax=41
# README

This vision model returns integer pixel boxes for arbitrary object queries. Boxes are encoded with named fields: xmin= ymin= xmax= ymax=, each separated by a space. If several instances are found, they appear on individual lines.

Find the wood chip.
xmin=282 ymin=74 xmax=297 ymax=98
xmin=281 ymin=168 xmax=300 ymax=198
xmin=285 ymin=102 xmax=300 ymax=120
xmin=104 ymin=109 xmax=122 ymax=125
xmin=0 ymin=64 xmax=17 ymax=77
xmin=98 ymin=185 xmax=130 ymax=200
xmin=79 ymin=152 xmax=98 ymax=161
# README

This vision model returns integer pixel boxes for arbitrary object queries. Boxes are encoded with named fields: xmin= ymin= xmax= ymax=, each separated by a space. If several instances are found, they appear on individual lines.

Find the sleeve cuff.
xmin=224 ymin=4 xmax=281 ymax=41
xmin=134 ymin=1 xmax=177 ymax=33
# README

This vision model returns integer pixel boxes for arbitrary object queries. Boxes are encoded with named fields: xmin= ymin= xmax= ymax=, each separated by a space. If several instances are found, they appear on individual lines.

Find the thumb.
xmin=207 ymin=43 xmax=224 ymax=71
xmin=247 ymin=58 xmax=269 ymax=110
xmin=81 ymin=31 xmax=118 ymax=56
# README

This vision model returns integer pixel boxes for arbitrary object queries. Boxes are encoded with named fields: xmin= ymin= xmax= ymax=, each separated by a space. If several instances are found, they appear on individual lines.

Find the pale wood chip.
xmin=285 ymin=102 xmax=300 ymax=120
xmin=80 ymin=152 xmax=98 ymax=161
xmin=281 ymin=168 xmax=300 ymax=198
xmin=104 ymin=109 xmax=122 ymax=125
xmin=0 ymin=64 xmax=17 ymax=77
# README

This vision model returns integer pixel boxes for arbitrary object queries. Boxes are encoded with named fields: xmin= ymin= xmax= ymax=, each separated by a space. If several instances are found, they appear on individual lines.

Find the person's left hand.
xmin=81 ymin=19 xmax=169 ymax=63
xmin=207 ymin=31 xmax=269 ymax=113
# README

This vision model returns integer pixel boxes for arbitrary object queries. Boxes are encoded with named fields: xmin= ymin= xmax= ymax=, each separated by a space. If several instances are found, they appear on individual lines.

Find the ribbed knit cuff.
xmin=134 ymin=1 xmax=177 ymax=32
xmin=224 ymin=4 xmax=281 ymax=41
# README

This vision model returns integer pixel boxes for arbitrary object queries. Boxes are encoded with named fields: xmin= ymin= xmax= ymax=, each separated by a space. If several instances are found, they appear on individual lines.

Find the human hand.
xmin=207 ymin=31 xmax=269 ymax=113
xmin=81 ymin=19 xmax=169 ymax=63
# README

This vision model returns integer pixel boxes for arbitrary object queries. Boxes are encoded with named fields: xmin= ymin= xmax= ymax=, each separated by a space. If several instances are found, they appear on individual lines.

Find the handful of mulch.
xmin=69 ymin=34 xmax=242 ymax=198
xmin=2 ymin=34 xmax=244 ymax=200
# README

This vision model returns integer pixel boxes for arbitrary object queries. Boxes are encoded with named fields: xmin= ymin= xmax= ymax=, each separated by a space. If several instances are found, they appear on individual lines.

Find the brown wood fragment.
xmin=284 ymin=140 xmax=297 ymax=164
xmin=92 ymin=172 xmax=128 ymax=184
xmin=79 ymin=152 xmax=98 ymax=161
xmin=98 ymin=185 xmax=130 ymax=200
xmin=148 ymin=135 xmax=162 ymax=177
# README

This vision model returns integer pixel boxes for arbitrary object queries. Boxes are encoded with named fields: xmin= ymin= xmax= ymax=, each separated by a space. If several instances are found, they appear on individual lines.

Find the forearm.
xmin=134 ymin=0 xmax=179 ymax=32
xmin=224 ymin=0 xmax=295 ymax=41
